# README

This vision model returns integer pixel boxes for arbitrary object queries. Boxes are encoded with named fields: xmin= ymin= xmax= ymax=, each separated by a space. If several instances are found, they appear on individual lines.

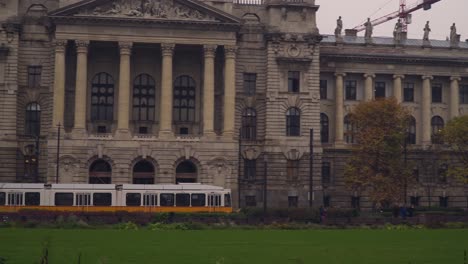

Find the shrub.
xmin=115 ymin=221 xmax=139 ymax=230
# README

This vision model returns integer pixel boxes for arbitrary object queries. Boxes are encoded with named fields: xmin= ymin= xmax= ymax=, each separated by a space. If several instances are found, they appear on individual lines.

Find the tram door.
xmin=208 ymin=194 xmax=221 ymax=207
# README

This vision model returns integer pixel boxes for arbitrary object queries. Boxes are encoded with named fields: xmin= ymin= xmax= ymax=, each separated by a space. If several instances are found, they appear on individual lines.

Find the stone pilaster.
xmin=223 ymin=45 xmax=237 ymax=137
xmin=393 ymin=74 xmax=404 ymax=103
xmin=335 ymin=73 xmax=346 ymax=146
xmin=73 ymin=40 xmax=89 ymax=135
xmin=116 ymin=42 xmax=133 ymax=136
xmin=421 ymin=75 xmax=433 ymax=145
xmin=203 ymin=45 xmax=217 ymax=136
xmin=52 ymin=40 xmax=67 ymax=128
xmin=363 ymin=73 xmax=375 ymax=101
xmin=450 ymin=76 xmax=461 ymax=119
xmin=159 ymin=43 xmax=175 ymax=136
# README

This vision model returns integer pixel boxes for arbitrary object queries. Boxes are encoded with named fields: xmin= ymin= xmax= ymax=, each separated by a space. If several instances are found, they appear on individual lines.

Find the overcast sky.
xmin=316 ymin=0 xmax=467 ymax=40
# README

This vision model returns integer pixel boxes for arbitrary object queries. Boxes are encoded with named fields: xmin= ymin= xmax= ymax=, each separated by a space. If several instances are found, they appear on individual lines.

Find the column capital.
xmin=334 ymin=72 xmax=346 ymax=77
xmin=225 ymin=45 xmax=238 ymax=59
xmin=422 ymin=75 xmax=433 ymax=80
xmin=53 ymin=39 xmax=67 ymax=53
xmin=450 ymin=76 xmax=462 ymax=82
xmin=161 ymin=43 xmax=175 ymax=57
xmin=203 ymin=44 xmax=217 ymax=58
xmin=363 ymin=73 xmax=376 ymax=79
xmin=119 ymin=41 xmax=133 ymax=55
xmin=75 ymin=40 xmax=90 ymax=53
xmin=393 ymin=74 xmax=405 ymax=79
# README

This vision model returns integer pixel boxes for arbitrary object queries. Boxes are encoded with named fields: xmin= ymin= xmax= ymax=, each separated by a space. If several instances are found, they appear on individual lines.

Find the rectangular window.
xmin=286 ymin=160 xmax=299 ymax=180
xmin=351 ymin=196 xmax=360 ymax=209
xmin=191 ymin=194 xmax=206 ymax=207
xmin=432 ymin=83 xmax=442 ymax=103
xmin=439 ymin=197 xmax=448 ymax=208
xmin=345 ymin=80 xmax=357 ymax=100
xmin=375 ymin=82 xmax=386 ymax=99
xmin=160 ymin=193 xmax=174 ymax=206
xmin=245 ymin=195 xmax=256 ymax=207
xmin=93 ymin=193 xmax=112 ymax=206
xmin=55 ymin=192 xmax=73 ymax=206
xmin=126 ymin=193 xmax=141 ymax=206
xmin=288 ymin=71 xmax=300 ymax=93
xmin=321 ymin=162 xmax=331 ymax=185
xmin=320 ymin=80 xmax=328 ymax=99
xmin=28 ymin=65 xmax=42 ymax=88
xmin=0 ymin=192 xmax=5 ymax=205
xmin=288 ymin=196 xmax=298 ymax=208
xmin=243 ymin=73 xmax=257 ymax=96
xmin=75 ymin=193 xmax=91 ymax=206
xmin=97 ymin=126 xmax=107 ymax=134
xmin=323 ymin=196 xmax=331 ymax=207
xmin=25 ymin=192 xmax=40 ymax=206
xmin=176 ymin=193 xmax=190 ymax=207
xmin=410 ymin=196 xmax=420 ymax=207
xmin=143 ymin=193 xmax=158 ymax=206
xmin=224 ymin=194 xmax=231 ymax=207
xmin=460 ymin=85 xmax=468 ymax=104
xmin=7 ymin=193 xmax=23 ymax=206
xmin=404 ymin=82 xmax=414 ymax=102
xmin=138 ymin=126 xmax=148 ymax=134
xmin=244 ymin=159 xmax=256 ymax=180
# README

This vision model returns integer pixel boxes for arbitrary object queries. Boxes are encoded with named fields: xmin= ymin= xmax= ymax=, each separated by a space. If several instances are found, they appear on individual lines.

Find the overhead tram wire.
xmin=358 ymin=0 xmax=396 ymax=26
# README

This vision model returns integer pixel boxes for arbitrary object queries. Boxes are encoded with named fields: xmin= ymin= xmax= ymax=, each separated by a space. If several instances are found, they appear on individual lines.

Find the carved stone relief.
xmin=208 ymin=158 xmax=231 ymax=187
xmin=59 ymin=156 xmax=80 ymax=183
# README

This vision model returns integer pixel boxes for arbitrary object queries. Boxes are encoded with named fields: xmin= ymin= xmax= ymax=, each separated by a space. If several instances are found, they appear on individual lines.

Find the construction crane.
xmin=352 ymin=0 xmax=442 ymax=32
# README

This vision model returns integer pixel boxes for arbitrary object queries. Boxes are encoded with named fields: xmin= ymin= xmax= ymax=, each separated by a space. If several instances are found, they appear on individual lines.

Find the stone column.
xmin=223 ymin=45 xmax=237 ymax=137
xmin=421 ymin=75 xmax=433 ymax=145
xmin=450 ymin=76 xmax=461 ymax=119
xmin=363 ymin=73 xmax=375 ymax=101
xmin=73 ymin=40 xmax=89 ymax=134
xmin=52 ymin=40 xmax=67 ymax=128
xmin=203 ymin=45 xmax=217 ymax=136
xmin=393 ymin=74 xmax=404 ymax=103
xmin=335 ymin=73 xmax=346 ymax=145
xmin=159 ymin=43 xmax=175 ymax=135
xmin=116 ymin=42 xmax=133 ymax=135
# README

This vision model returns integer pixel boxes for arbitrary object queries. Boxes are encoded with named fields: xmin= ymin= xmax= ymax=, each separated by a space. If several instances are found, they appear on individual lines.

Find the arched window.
xmin=320 ymin=113 xmax=329 ymax=143
xmin=286 ymin=107 xmax=300 ymax=136
xmin=175 ymin=160 xmax=197 ymax=183
xmin=241 ymin=108 xmax=257 ymax=140
xmin=133 ymin=74 xmax=156 ymax=121
xmin=407 ymin=116 xmax=416 ymax=145
xmin=344 ymin=115 xmax=356 ymax=144
xmin=89 ymin=159 xmax=112 ymax=184
xmin=173 ymin=75 xmax=196 ymax=122
xmin=25 ymin=102 xmax=41 ymax=137
xmin=431 ymin=116 xmax=444 ymax=144
xmin=91 ymin=73 xmax=114 ymax=121
xmin=133 ymin=160 xmax=155 ymax=184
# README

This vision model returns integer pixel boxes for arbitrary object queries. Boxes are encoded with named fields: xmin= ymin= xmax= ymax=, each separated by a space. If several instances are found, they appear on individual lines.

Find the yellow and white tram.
xmin=0 ymin=183 xmax=232 ymax=213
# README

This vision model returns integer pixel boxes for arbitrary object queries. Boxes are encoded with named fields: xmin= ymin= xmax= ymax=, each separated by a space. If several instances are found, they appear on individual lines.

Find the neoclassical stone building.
xmin=0 ymin=0 xmax=467 ymax=209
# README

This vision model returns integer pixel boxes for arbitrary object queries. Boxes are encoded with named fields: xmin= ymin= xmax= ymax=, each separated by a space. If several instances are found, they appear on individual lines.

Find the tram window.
xmin=143 ymin=194 xmax=157 ymax=206
xmin=25 ymin=192 xmax=40 ymax=206
xmin=0 ymin=192 xmax=5 ymax=205
xmin=55 ymin=193 xmax=73 ymax=206
xmin=176 ymin=193 xmax=190 ymax=206
xmin=93 ymin=193 xmax=112 ymax=206
xmin=8 ymin=193 xmax=23 ymax=206
xmin=76 ymin=193 xmax=91 ymax=206
xmin=191 ymin=194 xmax=206 ymax=207
xmin=224 ymin=194 xmax=231 ymax=207
xmin=126 ymin=193 xmax=141 ymax=206
xmin=160 ymin=193 xmax=174 ymax=206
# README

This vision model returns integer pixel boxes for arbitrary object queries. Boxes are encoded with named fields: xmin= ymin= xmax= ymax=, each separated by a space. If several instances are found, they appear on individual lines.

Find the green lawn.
xmin=0 ymin=228 xmax=467 ymax=264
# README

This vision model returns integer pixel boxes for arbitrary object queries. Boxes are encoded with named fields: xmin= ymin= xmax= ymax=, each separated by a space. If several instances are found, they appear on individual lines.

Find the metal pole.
xmin=238 ymin=128 xmax=242 ymax=208
xmin=35 ymin=135 xmax=40 ymax=183
xmin=309 ymin=129 xmax=314 ymax=208
xmin=404 ymin=134 xmax=408 ymax=205
xmin=263 ymin=154 xmax=267 ymax=213
xmin=55 ymin=123 xmax=61 ymax=184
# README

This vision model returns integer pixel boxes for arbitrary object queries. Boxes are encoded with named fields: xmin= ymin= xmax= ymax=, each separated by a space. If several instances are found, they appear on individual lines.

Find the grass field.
xmin=0 ymin=228 xmax=467 ymax=264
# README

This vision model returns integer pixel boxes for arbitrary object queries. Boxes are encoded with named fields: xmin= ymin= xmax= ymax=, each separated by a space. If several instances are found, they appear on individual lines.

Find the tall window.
xmin=288 ymin=196 xmax=298 ymax=208
xmin=241 ymin=108 xmax=257 ymax=140
xmin=28 ymin=65 xmax=42 ymax=88
xmin=322 ymin=162 xmax=331 ymax=185
xmin=288 ymin=71 xmax=300 ymax=93
xmin=375 ymin=82 xmax=386 ymax=99
xmin=320 ymin=113 xmax=329 ymax=143
xmin=351 ymin=196 xmax=360 ymax=209
xmin=407 ymin=116 xmax=416 ymax=145
xmin=344 ymin=114 xmax=356 ymax=144
xmin=133 ymin=74 xmax=156 ymax=121
xmin=439 ymin=196 xmax=448 ymax=208
xmin=89 ymin=160 xmax=112 ymax=184
xmin=286 ymin=107 xmax=300 ymax=136
xmin=403 ymin=82 xmax=414 ymax=102
xmin=173 ymin=75 xmax=196 ymax=122
xmin=25 ymin=103 xmax=41 ymax=137
xmin=243 ymin=73 xmax=257 ymax=96
xmin=432 ymin=83 xmax=442 ymax=103
xmin=91 ymin=73 xmax=114 ymax=121
xmin=244 ymin=159 xmax=256 ymax=180
xmin=287 ymin=160 xmax=299 ymax=180
xmin=460 ymin=85 xmax=468 ymax=104
xmin=320 ymin=80 xmax=327 ymax=99
xmin=431 ymin=116 xmax=444 ymax=144
xmin=345 ymin=80 xmax=357 ymax=100
xmin=438 ymin=163 xmax=448 ymax=183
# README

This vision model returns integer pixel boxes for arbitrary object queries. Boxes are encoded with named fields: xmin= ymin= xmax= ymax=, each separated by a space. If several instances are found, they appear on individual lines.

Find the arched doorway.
xmin=175 ymin=160 xmax=197 ymax=183
xmin=133 ymin=160 xmax=155 ymax=184
xmin=89 ymin=159 xmax=111 ymax=184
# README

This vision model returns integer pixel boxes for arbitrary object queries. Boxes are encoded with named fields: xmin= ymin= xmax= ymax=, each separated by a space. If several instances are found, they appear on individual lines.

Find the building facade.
xmin=0 ymin=0 xmax=467 ymax=209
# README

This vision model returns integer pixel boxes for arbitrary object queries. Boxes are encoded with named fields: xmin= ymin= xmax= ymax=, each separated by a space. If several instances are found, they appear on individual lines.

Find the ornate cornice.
xmin=161 ymin=43 xmax=175 ymax=57
xmin=203 ymin=44 xmax=217 ymax=58
xmin=450 ymin=76 xmax=462 ymax=82
xmin=53 ymin=39 xmax=68 ymax=53
xmin=119 ymin=41 xmax=133 ymax=55
xmin=75 ymin=40 xmax=90 ymax=53
xmin=393 ymin=74 xmax=405 ymax=80
xmin=225 ymin=45 xmax=238 ymax=59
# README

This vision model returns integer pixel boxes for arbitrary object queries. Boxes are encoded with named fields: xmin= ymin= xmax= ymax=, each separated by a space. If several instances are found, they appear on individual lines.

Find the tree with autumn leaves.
xmin=344 ymin=98 xmax=415 ymax=208
xmin=443 ymin=115 xmax=468 ymax=184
